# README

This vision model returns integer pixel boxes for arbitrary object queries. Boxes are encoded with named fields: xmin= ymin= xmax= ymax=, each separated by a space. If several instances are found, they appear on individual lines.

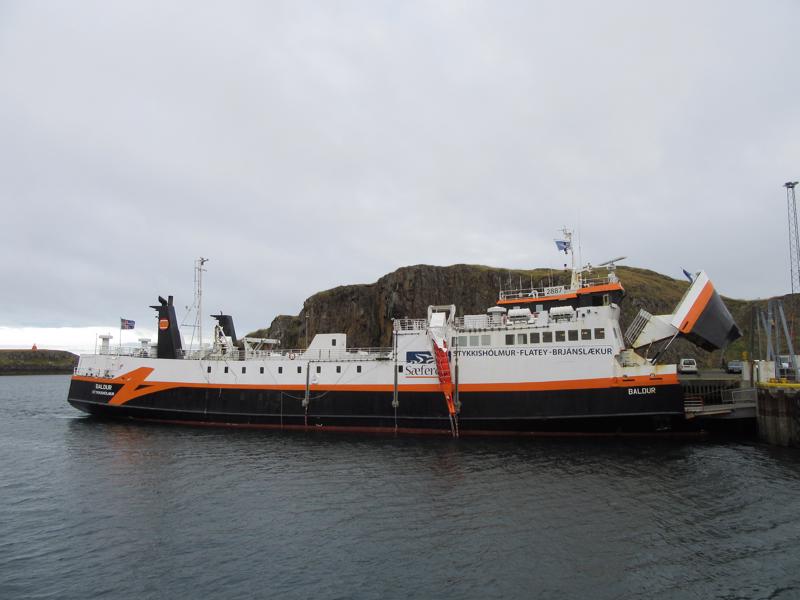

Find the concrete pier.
xmin=756 ymin=386 xmax=800 ymax=447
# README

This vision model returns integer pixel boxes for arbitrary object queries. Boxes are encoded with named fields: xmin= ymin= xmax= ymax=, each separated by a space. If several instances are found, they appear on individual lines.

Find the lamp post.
xmin=786 ymin=181 xmax=800 ymax=295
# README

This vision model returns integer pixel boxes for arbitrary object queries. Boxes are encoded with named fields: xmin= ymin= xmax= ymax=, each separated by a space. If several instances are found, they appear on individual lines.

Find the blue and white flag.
xmin=120 ymin=318 xmax=135 ymax=330
xmin=555 ymin=239 xmax=571 ymax=253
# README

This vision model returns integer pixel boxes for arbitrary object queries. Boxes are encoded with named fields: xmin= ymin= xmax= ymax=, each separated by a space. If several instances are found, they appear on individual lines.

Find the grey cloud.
xmin=1 ymin=1 xmax=798 ymax=336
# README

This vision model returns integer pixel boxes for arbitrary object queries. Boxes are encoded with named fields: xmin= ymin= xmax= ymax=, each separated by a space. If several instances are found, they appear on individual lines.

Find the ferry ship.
xmin=67 ymin=234 xmax=741 ymax=436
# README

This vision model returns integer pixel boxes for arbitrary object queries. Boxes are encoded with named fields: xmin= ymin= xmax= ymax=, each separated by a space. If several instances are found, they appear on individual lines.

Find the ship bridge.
xmin=497 ymin=276 xmax=625 ymax=310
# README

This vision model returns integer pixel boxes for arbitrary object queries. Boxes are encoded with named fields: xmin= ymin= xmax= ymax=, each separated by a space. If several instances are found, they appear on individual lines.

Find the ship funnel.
xmin=625 ymin=271 xmax=741 ymax=353
xmin=211 ymin=313 xmax=237 ymax=345
xmin=150 ymin=295 xmax=184 ymax=359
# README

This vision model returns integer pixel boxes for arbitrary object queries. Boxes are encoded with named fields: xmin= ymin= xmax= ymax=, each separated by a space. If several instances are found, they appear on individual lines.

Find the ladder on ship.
xmin=427 ymin=305 xmax=459 ymax=438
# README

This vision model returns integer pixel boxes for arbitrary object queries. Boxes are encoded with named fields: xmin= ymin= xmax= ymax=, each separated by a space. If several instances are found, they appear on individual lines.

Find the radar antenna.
xmin=598 ymin=256 xmax=627 ymax=267
xmin=597 ymin=256 xmax=626 ymax=283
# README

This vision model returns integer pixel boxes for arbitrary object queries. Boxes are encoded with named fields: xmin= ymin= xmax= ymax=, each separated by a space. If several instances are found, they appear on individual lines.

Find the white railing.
xmin=252 ymin=347 xmax=394 ymax=361
xmin=394 ymin=318 xmax=427 ymax=332
xmin=454 ymin=315 xmax=491 ymax=330
xmin=499 ymin=288 xmax=544 ymax=301
xmin=97 ymin=346 xmax=157 ymax=358
xmin=499 ymin=275 xmax=616 ymax=301
xmin=729 ymin=387 xmax=758 ymax=405
xmin=94 ymin=345 xmax=394 ymax=362
xmin=580 ymin=277 xmax=614 ymax=288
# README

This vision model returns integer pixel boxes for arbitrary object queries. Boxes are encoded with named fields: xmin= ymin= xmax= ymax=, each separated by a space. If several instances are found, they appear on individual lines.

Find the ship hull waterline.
xmin=67 ymin=377 xmax=700 ymax=436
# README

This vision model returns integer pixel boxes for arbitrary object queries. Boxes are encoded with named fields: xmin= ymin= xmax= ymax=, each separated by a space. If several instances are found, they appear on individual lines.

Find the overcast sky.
xmin=1 ymin=1 xmax=799 ymax=350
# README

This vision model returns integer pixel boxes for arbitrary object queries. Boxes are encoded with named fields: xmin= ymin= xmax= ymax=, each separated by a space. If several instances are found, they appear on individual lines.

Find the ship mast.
xmin=194 ymin=257 xmax=209 ymax=350
xmin=559 ymin=227 xmax=579 ymax=289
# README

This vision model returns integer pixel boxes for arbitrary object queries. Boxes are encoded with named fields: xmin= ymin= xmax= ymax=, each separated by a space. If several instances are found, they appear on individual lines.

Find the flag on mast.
xmin=120 ymin=318 xmax=135 ymax=330
xmin=555 ymin=239 xmax=571 ymax=253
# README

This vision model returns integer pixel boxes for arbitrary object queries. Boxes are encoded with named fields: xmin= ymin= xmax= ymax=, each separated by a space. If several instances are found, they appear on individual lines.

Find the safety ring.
xmin=289 ymin=353 xmax=296 ymax=360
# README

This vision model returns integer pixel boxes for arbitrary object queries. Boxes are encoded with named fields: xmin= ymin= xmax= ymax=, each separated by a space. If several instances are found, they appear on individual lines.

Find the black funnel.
xmin=150 ymin=295 xmax=183 ymax=359
xmin=211 ymin=313 xmax=237 ymax=344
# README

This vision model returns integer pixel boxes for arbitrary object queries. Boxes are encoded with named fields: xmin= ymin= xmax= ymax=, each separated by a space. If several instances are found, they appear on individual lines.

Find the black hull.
xmin=68 ymin=378 xmax=693 ymax=435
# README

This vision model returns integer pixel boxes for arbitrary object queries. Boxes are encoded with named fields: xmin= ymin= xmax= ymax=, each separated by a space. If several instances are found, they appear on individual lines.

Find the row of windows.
xmin=453 ymin=328 xmax=606 ymax=347
xmin=505 ymin=328 xmax=606 ymax=346
xmin=207 ymin=365 xmax=365 ymax=375
xmin=453 ymin=334 xmax=493 ymax=347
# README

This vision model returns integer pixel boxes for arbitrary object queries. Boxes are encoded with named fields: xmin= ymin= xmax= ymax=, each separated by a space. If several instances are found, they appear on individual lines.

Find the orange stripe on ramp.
xmin=679 ymin=282 xmax=714 ymax=333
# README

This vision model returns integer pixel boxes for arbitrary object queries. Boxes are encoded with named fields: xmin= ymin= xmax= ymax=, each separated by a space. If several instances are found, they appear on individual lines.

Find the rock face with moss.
xmin=247 ymin=264 xmax=782 ymax=367
xmin=0 ymin=349 xmax=79 ymax=375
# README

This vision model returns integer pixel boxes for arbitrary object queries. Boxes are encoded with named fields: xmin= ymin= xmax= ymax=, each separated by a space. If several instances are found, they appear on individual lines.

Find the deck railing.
xmin=93 ymin=345 xmax=394 ymax=362
xmin=499 ymin=275 xmax=617 ymax=301
xmin=394 ymin=318 xmax=427 ymax=332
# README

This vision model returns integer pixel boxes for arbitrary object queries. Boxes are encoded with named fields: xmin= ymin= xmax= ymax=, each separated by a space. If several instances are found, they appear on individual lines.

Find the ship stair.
xmin=426 ymin=305 xmax=459 ymax=438
xmin=431 ymin=341 xmax=458 ymax=438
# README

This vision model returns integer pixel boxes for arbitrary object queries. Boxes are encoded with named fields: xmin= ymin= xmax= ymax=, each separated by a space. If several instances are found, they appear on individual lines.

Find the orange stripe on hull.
xmin=72 ymin=372 xmax=678 ymax=405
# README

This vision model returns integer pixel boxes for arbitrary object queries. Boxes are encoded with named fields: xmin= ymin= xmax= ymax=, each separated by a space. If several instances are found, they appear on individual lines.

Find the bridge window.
xmin=568 ymin=330 xmax=579 ymax=341
xmin=594 ymin=328 xmax=606 ymax=339
xmin=481 ymin=335 xmax=491 ymax=345
xmin=469 ymin=335 xmax=479 ymax=346
xmin=505 ymin=334 xmax=515 ymax=345
xmin=530 ymin=332 xmax=540 ymax=343
xmin=555 ymin=331 xmax=566 ymax=342
xmin=458 ymin=336 xmax=468 ymax=347
xmin=517 ymin=333 xmax=528 ymax=344
xmin=543 ymin=331 xmax=553 ymax=343
xmin=581 ymin=329 xmax=592 ymax=340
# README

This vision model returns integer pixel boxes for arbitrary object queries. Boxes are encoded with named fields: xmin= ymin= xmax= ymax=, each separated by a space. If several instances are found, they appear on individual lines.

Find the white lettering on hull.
xmin=92 ymin=383 xmax=115 ymax=397
xmin=628 ymin=387 xmax=657 ymax=395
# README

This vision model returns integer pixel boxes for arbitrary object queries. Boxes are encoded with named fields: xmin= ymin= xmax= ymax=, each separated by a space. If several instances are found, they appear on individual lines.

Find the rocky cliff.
xmin=247 ymin=264 xmax=782 ymax=367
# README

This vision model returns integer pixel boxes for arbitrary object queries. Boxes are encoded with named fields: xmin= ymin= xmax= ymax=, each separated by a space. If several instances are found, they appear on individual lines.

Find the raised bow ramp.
xmin=625 ymin=271 xmax=741 ymax=352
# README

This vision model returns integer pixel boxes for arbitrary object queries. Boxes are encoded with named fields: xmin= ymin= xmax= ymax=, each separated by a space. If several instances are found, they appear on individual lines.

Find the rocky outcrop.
xmin=0 ymin=349 xmax=78 ymax=375
xmin=247 ymin=264 xmax=764 ymax=367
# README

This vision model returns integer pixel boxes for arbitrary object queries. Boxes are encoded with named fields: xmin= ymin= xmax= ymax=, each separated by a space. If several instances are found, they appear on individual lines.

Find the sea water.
xmin=1 ymin=375 xmax=799 ymax=599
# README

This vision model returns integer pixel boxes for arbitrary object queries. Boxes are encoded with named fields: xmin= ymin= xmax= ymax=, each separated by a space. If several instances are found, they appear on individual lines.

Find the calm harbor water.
xmin=1 ymin=375 xmax=799 ymax=599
